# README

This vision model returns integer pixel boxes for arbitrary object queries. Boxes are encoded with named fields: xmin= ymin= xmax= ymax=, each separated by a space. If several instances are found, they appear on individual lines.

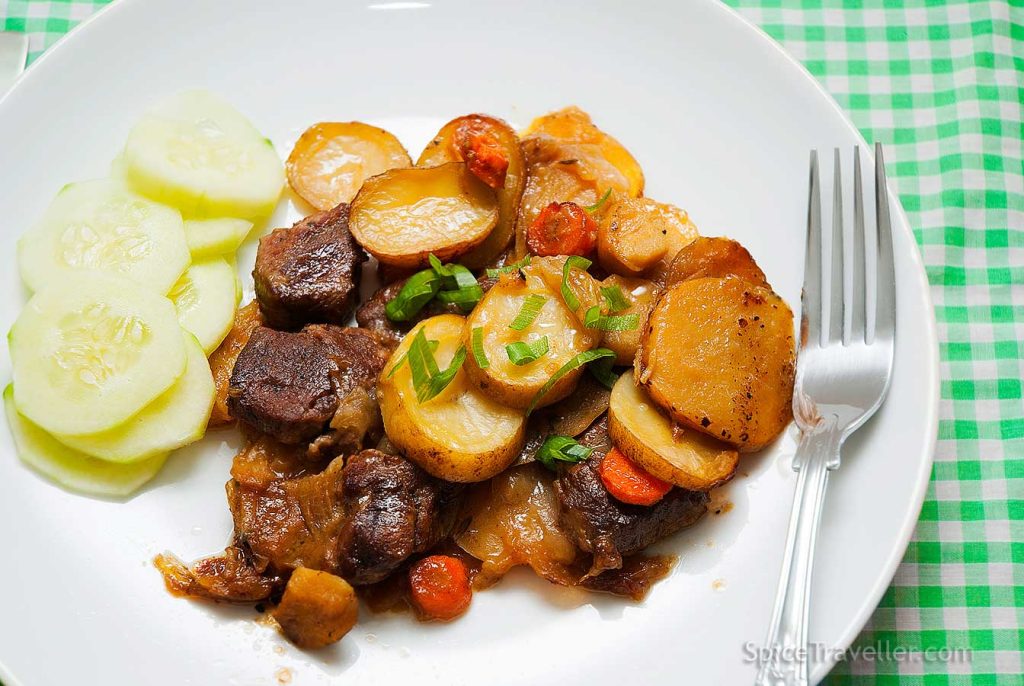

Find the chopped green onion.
xmin=509 ymin=294 xmax=547 ymax=330
xmin=600 ymin=285 xmax=631 ymax=313
xmin=385 ymin=269 xmax=441 ymax=321
xmin=526 ymin=348 xmax=616 ymax=414
xmin=535 ymin=435 xmax=593 ymax=471
xmin=588 ymin=355 xmax=619 ymax=389
xmin=403 ymin=327 xmax=466 ymax=402
xmin=584 ymin=188 xmax=613 ymax=213
xmin=486 ymin=254 xmax=532 ymax=278
xmin=560 ymin=255 xmax=592 ymax=312
xmin=385 ymin=338 xmax=439 ymax=379
xmin=436 ymin=283 xmax=484 ymax=312
xmin=419 ymin=345 xmax=467 ymax=402
xmin=471 ymin=327 xmax=490 ymax=369
xmin=583 ymin=306 xmax=640 ymax=331
xmin=505 ymin=336 xmax=549 ymax=366
xmin=429 ymin=254 xmax=477 ymax=290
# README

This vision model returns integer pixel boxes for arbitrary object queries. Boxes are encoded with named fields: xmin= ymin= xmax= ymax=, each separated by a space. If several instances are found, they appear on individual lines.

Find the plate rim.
xmin=0 ymin=1 xmax=940 ymax=684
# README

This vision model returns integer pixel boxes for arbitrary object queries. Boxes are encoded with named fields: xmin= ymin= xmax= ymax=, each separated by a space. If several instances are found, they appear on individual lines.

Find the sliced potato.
xmin=286 ymin=122 xmax=411 ymax=210
xmin=597 ymin=196 xmax=698 ymax=278
xmin=417 ymin=115 xmax=525 ymax=268
xmin=463 ymin=272 xmax=598 ymax=409
xmin=664 ymin=236 xmax=769 ymax=288
xmin=608 ymin=372 xmax=738 ymax=491
xmin=378 ymin=314 xmax=526 ymax=482
xmin=598 ymin=275 xmax=658 ymax=365
xmin=636 ymin=276 xmax=796 ymax=451
xmin=349 ymin=162 xmax=498 ymax=268
xmin=523 ymin=255 xmax=603 ymax=325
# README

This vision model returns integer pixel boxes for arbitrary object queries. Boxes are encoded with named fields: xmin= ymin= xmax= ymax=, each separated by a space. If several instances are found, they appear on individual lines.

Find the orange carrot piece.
xmin=526 ymin=201 xmax=598 ymax=257
xmin=408 ymin=555 xmax=472 ymax=621
xmin=452 ymin=122 xmax=509 ymax=189
xmin=599 ymin=447 xmax=673 ymax=506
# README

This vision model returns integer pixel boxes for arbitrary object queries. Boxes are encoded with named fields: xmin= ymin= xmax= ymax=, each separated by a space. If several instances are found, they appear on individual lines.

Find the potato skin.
xmin=598 ymin=275 xmax=658 ymax=365
xmin=417 ymin=115 xmax=526 ymax=269
xmin=664 ymin=236 xmax=769 ymax=288
xmin=597 ymin=197 xmax=698 ymax=280
xmin=378 ymin=315 xmax=526 ymax=482
xmin=636 ymin=276 xmax=796 ymax=451
xmin=349 ymin=163 xmax=498 ymax=268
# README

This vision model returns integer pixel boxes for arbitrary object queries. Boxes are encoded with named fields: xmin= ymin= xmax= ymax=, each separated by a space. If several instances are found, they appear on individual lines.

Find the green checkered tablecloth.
xmin=3 ymin=1 xmax=1022 ymax=684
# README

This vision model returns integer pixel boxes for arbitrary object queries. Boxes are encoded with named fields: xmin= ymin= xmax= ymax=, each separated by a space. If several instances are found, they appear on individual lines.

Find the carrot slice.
xmin=599 ymin=446 xmax=672 ymax=506
xmin=452 ymin=121 xmax=509 ymax=190
xmin=408 ymin=555 xmax=472 ymax=621
xmin=526 ymin=201 xmax=598 ymax=257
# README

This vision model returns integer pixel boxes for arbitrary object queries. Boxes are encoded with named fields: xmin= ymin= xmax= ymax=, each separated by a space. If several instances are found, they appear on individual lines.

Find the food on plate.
xmin=417 ymin=114 xmax=526 ymax=268
xmin=4 ymin=385 xmax=168 ymax=497
xmin=272 ymin=568 xmax=359 ymax=649
xmin=228 ymin=324 xmax=390 ymax=451
xmin=55 ymin=334 xmax=214 ymax=462
xmin=208 ymin=302 xmax=264 ymax=427
xmin=349 ymin=162 xmax=499 ymax=268
xmin=287 ymin=122 xmax=412 ymax=211
xmin=123 ymin=90 xmax=285 ymax=220
xmin=17 ymin=178 xmax=190 ymax=294
xmin=5 ymin=99 xmax=797 ymax=651
xmin=9 ymin=275 xmax=188 ymax=436
xmin=608 ymin=371 xmax=739 ymax=490
xmin=664 ymin=235 xmax=769 ymax=288
xmin=183 ymin=217 xmax=254 ymax=258
xmin=596 ymin=196 xmax=699 ymax=279
xmin=170 ymin=257 xmax=240 ymax=354
xmin=636 ymin=276 xmax=796 ymax=451
xmin=378 ymin=314 xmax=527 ymax=482
xmin=253 ymin=202 xmax=367 ymax=329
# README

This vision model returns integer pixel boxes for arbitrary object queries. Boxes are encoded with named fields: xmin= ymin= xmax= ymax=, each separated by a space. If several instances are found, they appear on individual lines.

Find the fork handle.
xmin=755 ymin=418 xmax=842 ymax=686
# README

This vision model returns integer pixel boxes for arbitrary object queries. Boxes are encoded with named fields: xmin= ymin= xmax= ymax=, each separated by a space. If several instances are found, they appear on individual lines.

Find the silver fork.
xmin=755 ymin=144 xmax=896 ymax=686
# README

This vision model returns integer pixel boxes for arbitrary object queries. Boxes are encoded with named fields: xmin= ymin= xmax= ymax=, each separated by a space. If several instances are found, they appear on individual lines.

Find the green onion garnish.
xmin=583 ymin=306 xmax=640 ymax=331
xmin=506 ymin=336 xmax=549 ymax=366
xmin=385 ymin=338 xmax=439 ymax=379
xmin=420 ymin=345 xmax=467 ymax=402
xmin=588 ymin=355 xmax=619 ymax=389
xmin=486 ymin=254 xmax=532 ymax=279
xmin=535 ymin=435 xmax=593 ymax=471
xmin=509 ymin=294 xmax=547 ymax=330
xmin=600 ymin=285 xmax=631 ymax=313
xmin=526 ymin=347 xmax=616 ymax=414
xmin=404 ymin=328 xmax=466 ymax=402
xmin=584 ymin=188 xmax=613 ymax=213
xmin=560 ymin=255 xmax=592 ymax=312
xmin=385 ymin=269 xmax=441 ymax=321
xmin=436 ymin=284 xmax=484 ymax=312
xmin=471 ymin=326 xmax=490 ymax=369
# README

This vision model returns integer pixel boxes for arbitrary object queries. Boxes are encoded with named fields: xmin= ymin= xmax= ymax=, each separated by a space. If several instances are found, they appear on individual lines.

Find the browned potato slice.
xmin=463 ymin=271 xmax=598 ymax=409
xmin=599 ymin=275 xmax=658 ymax=365
xmin=417 ymin=115 xmax=526 ymax=269
xmin=272 ymin=568 xmax=358 ymax=649
xmin=597 ymin=196 xmax=699 ymax=279
xmin=636 ymin=276 xmax=796 ymax=451
xmin=378 ymin=314 xmax=526 ymax=481
xmin=350 ymin=162 xmax=498 ymax=268
xmin=523 ymin=255 xmax=603 ymax=324
xmin=515 ymin=107 xmax=644 ymax=257
xmin=286 ymin=122 xmax=411 ymax=210
xmin=664 ymin=236 xmax=769 ymax=288
xmin=608 ymin=371 xmax=738 ymax=491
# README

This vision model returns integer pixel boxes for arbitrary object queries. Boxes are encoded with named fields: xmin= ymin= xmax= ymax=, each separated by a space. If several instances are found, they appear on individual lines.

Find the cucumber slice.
xmin=170 ymin=257 xmax=240 ymax=354
xmin=123 ymin=90 xmax=284 ymax=220
xmin=184 ymin=217 xmax=254 ymax=258
xmin=17 ymin=178 xmax=191 ymax=294
xmin=4 ymin=386 xmax=167 ymax=498
xmin=55 ymin=335 xmax=214 ymax=462
xmin=9 ymin=275 xmax=187 ymax=436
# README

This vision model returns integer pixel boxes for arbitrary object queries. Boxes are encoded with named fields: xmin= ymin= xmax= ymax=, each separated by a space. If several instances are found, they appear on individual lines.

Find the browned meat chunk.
xmin=154 ymin=546 xmax=283 ymax=603
xmin=555 ymin=419 xmax=708 ymax=574
xmin=228 ymin=325 xmax=390 ymax=450
xmin=337 ymin=450 xmax=461 ymax=585
xmin=254 ymin=203 xmax=366 ymax=329
xmin=272 ymin=568 xmax=358 ymax=649
xmin=229 ymin=456 xmax=347 ymax=574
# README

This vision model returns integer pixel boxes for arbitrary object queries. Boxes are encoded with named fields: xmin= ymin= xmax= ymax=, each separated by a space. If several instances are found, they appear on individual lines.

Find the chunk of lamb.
xmin=337 ymin=449 xmax=462 ymax=585
xmin=554 ymin=416 xmax=709 ymax=574
xmin=227 ymin=325 xmax=390 ymax=452
xmin=254 ymin=203 xmax=366 ymax=329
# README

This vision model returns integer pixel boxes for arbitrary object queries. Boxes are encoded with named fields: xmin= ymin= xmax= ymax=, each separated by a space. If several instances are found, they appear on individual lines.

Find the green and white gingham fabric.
xmin=2 ymin=1 xmax=1022 ymax=684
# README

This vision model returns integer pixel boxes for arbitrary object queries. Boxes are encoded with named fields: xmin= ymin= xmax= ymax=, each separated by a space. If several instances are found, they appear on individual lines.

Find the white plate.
xmin=0 ymin=1 xmax=938 ymax=684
